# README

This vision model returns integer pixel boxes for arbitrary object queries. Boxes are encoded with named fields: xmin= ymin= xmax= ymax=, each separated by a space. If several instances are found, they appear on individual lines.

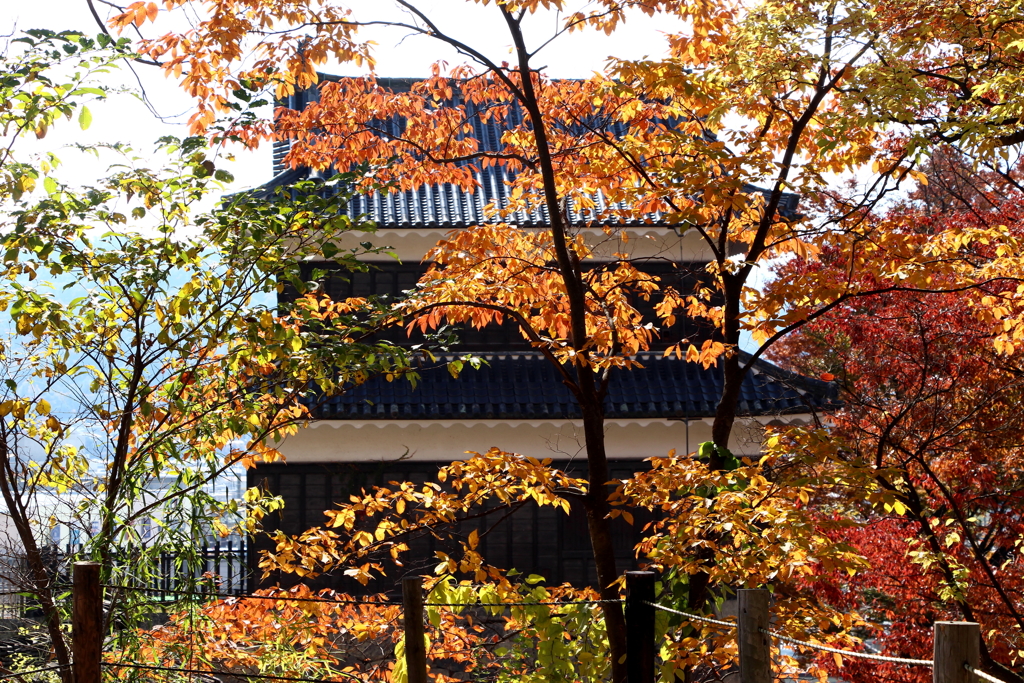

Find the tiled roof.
xmin=261 ymin=167 xmax=800 ymax=230
xmin=262 ymin=77 xmax=801 ymax=228
xmin=309 ymin=351 xmax=835 ymax=421
xmin=269 ymin=78 xmax=824 ymax=422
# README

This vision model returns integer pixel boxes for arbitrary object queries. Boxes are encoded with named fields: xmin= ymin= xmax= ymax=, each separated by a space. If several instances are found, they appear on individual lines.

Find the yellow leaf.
xmin=36 ymin=399 xmax=51 ymax=416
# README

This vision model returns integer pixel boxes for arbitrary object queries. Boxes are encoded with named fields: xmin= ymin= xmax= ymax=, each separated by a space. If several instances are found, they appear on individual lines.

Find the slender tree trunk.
xmin=690 ymin=274 xmax=746 ymax=617
xmin=0 ymin=438 xmax=72 ymax=683
xmin=495 ymin=11 xmax=629 ymax=677
xmin=711 ymin=273 xmax=745 ymax=456
xmin=576 ymin=373 xmax=627 ymax=680
xmin=711 ymin=350 xmax=743 ymax=457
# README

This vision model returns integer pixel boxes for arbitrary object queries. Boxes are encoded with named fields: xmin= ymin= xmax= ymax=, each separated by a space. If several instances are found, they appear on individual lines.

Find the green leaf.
xmin=78 ymin=105 xmax=92 ymax=130
xmin=70 ymin=87 xmax=105 ymax=97
xmin=698 ymin=441 xmax=715 ymax=460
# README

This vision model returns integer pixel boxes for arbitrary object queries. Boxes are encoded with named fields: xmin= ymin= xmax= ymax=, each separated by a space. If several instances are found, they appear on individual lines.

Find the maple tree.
xmin=0 ymin=29 xmax=411 ymax=679
xmin=767 ymin=171 xmax=1024 ymax=682
xmin=100 ymin=0 xmax=1024 ymax=679
xmin=769 ymin=288 xmax=1024 ymax=682
xmin=907 ymin=146 xmax=1023 ymax=216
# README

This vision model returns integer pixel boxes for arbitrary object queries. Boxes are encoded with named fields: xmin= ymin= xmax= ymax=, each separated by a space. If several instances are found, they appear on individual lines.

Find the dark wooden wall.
xmin=248 ymin=460 xmax=657 ymax=596
xmin=281 ymin=261 xmax=717 ymax=353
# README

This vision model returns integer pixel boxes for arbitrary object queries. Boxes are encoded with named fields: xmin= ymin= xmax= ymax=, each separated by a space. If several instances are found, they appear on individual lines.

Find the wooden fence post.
xmin=625 ymin=571 xmax=656 ymax=683
xmin=934 ymin=622 xmax=979 ymax=683
xmin=73 ymin=562 xmax=102 ymax=683
xmin=738 ymin=589 xmax=771 ymax=683
xmin=402 ymin=577 xmax=428 ymax=683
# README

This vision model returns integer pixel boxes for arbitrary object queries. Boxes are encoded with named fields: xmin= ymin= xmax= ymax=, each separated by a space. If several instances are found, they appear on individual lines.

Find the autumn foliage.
xmin=78 ymin=0 xmax=1024 ymax=681
xmin=119 ymin=448 xmax=866 ymax=682
xmin=113 ymin=580 xmax=620 ymax=683
xmin=768 ymin=186 xmax=1024 ymax=681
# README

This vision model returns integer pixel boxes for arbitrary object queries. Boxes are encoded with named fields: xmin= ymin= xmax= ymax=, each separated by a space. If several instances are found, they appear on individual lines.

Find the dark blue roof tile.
xmin=307 ymin=352 xmax=835 ymax=421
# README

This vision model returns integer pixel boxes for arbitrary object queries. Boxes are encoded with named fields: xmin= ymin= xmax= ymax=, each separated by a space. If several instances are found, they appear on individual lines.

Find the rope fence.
xmin=101 ymin=584 xmax=401 ymax=606
xmin=764 ymin=629 xmax=933 ymax=666
xmin=644 ymin=598 xmax=934 ymax=666
xmin=968 ymin=664 xmax=1011 ymax=683
xmin=101 ymin=583 xmax=619 ymax=609
xmin=2 ymin=565 xmax=1014 ymax=683
xmin=642 ymin=600 xmax=737 ymax=629
xmin=423 ymin=599 xmax=620 ymax=607
xmin=629 ymin=574 xmax=1010 ymax=683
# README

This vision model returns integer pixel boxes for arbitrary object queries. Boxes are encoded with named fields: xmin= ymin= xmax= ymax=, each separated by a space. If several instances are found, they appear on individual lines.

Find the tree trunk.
xmin=0 ymin=438 xmax=73 ymax=683
xmin=691 ymin=274 xmax=746 ymax=617
xmin=577 ymin=375 xmax=627 ymax=682
xmin=497 ymin=12 xmax=629 ymax=676
xmin=711 ymin=349 xmax=743 ymax=460
xmin=711 ymin=273 xmax=745 ymax=455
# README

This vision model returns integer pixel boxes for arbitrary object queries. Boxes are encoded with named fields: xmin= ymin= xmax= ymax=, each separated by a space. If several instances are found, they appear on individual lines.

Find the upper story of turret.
xmin=263 ymin=76 xmax=799 ymax=264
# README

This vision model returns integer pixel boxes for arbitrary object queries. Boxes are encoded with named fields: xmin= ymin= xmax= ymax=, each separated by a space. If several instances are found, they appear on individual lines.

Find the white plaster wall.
xmin=310 ymin=226 xmax=711 ymax=265
xmin=272 ymin=415 xmax=807 ymax=464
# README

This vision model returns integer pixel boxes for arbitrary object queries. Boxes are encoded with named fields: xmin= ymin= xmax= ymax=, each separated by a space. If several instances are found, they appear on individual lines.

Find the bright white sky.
xmin=2 ymin=0 xmax=684 ymax=193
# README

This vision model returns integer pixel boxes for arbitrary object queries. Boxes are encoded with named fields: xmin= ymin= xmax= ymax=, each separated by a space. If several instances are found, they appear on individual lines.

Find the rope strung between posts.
xmin=105 ymin=661 xmax=365 ymax=682
xmin=646 ymin=592 xmax=984 ymax=672
xmin=966 ymin=664 xmax=1011 ymax=683
xmin=643 ymin=601 xmax=737 ymax=629
xmin=646 ymin=596 xmax=934 ymax=667
xmin=762 ymin=628 xmax=933 ymax=666
xmin=0 ymin=664 xmax=69 ymax=680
